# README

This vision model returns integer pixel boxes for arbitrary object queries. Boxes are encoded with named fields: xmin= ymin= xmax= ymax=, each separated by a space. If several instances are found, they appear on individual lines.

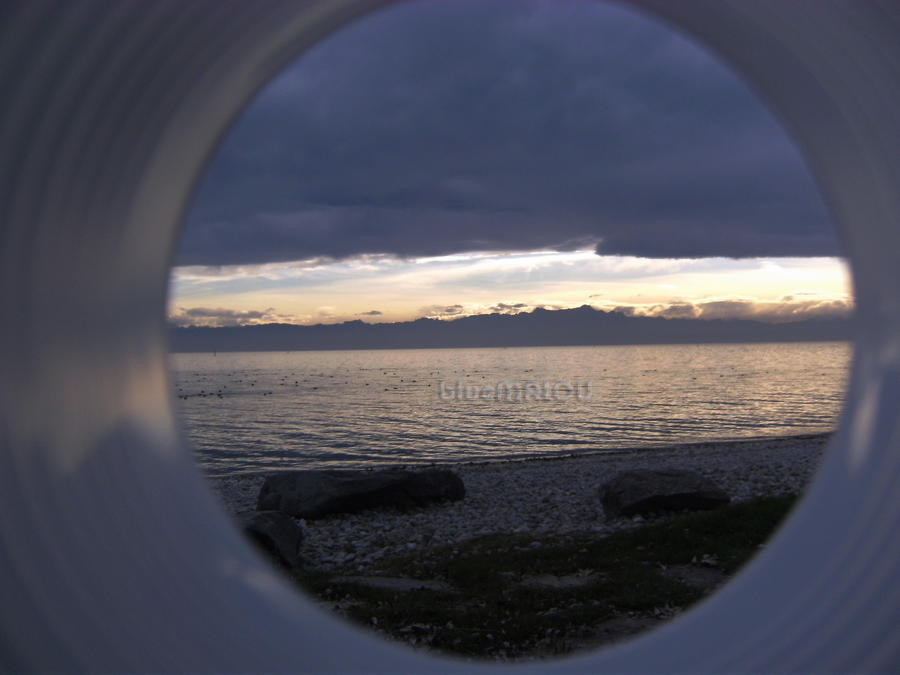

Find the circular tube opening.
xmin=167 ymin=1 xmax=856 ymax=662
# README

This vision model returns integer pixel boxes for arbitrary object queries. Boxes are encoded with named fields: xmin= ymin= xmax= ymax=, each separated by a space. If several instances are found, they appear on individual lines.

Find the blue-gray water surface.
xmin=170 ymin=342 xmax=850 ymax=477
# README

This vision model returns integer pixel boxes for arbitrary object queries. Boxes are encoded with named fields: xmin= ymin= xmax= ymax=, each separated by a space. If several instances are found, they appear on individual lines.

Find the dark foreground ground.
xmin=264 ymin=495 xmax=797 ymax=661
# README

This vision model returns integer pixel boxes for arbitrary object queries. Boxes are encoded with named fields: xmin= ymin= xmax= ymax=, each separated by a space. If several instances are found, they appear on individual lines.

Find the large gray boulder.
xmin=241 ymin=510 xmax=303 ymax=568
xmin=600 ymin=469 xmax=730 ymax=518
xmin=257 ymin=469 xmax=465 ymax=520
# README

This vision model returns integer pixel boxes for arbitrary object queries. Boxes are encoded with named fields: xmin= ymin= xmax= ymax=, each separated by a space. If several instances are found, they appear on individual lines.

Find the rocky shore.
xmin=208 ymin=433 xmax=830 ymax=574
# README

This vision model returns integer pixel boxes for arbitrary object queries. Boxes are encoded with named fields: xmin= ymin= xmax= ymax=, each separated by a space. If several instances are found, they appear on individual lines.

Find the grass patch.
xmin=289 ymin=494 xmax=798 ymax=660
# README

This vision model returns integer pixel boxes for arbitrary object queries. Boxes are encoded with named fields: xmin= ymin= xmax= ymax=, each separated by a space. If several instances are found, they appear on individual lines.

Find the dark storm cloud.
xmin=178 ymin=0 xmax=837 ymax=266
xmin=359 ymin=310 xmax=383 ymax=316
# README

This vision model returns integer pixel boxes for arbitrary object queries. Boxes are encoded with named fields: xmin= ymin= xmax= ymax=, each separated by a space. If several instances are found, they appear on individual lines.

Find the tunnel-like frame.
xmin=1 ymin=1 xmax=898 ymax=671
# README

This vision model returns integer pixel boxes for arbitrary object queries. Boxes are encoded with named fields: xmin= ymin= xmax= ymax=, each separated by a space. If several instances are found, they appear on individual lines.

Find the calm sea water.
xmin=170 ymin=342 xmax=851 ymax=477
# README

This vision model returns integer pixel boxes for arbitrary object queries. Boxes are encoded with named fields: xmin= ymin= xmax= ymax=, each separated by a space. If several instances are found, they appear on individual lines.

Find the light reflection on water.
xmin=170 ymin=342 xmax=851 ymax=476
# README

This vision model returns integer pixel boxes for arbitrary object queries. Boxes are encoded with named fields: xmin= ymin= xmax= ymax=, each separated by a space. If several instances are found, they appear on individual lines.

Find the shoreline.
xmin=208 ymin=432 xmax=831 ymax=573
xmin=203 ymin=430 xmax=833 ymax=479
xmin=415 ymin=430 xmax=832 ymax=468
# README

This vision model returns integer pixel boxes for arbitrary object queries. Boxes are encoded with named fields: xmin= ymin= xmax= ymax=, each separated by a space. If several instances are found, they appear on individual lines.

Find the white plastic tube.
xmin=0 ymin=1 xmax=897 ymax=671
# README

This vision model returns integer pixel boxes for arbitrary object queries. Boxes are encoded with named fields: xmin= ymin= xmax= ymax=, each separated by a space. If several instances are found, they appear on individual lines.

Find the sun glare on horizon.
xmin=168 ymin=250 xmax=852 ymax=328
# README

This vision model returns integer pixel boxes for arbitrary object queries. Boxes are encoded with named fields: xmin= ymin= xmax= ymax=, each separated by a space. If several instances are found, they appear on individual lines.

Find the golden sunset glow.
xmin=168 ymin=251 xmax=852 ymax=327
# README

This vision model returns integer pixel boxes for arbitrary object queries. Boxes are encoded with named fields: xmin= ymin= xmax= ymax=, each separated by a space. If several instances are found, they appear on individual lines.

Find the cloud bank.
xmin=177 ymin=0 xmax=837 ymax=267
xmin=169 ymin=307 xmax=292 ymax=328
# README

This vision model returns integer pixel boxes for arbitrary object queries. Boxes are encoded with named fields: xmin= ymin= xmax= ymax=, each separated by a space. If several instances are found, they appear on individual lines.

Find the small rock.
xmin=599 ymin=469 xmax=730 ymax=518
xmin=240 ymin=510 xmax=303 ymax=568
xmin=257 ymin=468 xmax=466 ymax=519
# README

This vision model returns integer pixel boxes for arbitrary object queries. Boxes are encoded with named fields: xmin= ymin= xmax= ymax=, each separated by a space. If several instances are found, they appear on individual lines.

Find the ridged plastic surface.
xmin=0 ymin=1 xmax=897 ymax=671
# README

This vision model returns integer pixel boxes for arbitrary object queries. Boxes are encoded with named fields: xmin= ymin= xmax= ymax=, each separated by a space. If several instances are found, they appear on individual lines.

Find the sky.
xmin=168 ymin=0 xmax=852 ymax=328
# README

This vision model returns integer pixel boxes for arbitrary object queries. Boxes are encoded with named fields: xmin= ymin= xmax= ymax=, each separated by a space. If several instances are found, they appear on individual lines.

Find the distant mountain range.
xmin=168 ymin=305 xmax=853 ymax=352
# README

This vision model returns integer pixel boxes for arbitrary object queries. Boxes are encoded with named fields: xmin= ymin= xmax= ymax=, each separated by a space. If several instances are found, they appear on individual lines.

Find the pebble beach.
xmin=208 ymin=433 xmax=830 ymax=574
